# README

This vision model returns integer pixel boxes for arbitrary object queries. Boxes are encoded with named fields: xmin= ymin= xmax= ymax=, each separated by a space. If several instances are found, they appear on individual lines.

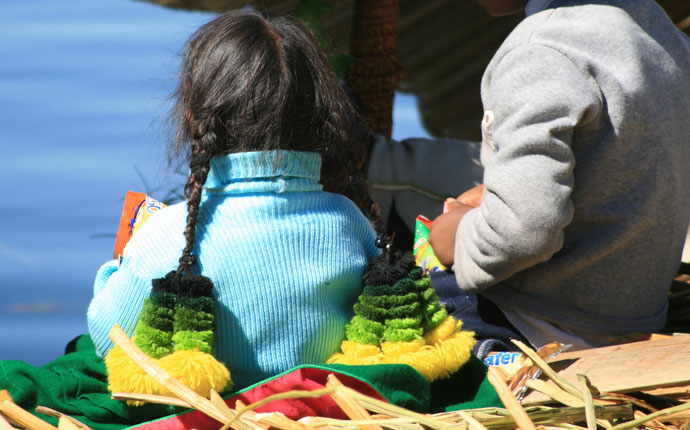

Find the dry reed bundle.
xmin=2 ymin=323 xmax=689 ymax=430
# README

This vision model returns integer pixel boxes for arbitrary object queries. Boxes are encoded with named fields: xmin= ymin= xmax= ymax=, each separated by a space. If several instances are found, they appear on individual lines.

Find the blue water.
xmin=0 ymin=0 xmax=429 ymax=366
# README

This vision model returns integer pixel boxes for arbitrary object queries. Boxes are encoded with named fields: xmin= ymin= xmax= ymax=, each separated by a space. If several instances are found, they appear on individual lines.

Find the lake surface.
xmin=0 ymin=0 xmax=429 ymax=365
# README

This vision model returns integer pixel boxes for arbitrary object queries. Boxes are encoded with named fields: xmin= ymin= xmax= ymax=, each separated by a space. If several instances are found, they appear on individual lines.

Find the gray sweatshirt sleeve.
xmin=454 ymin=44 xmax=602 ymax=292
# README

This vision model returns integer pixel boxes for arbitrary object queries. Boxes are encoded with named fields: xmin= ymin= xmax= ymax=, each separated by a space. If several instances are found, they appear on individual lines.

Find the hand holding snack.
xmin=456 ymin=184 xmax=484 ymax=208
xmin=429 ymin=200 xmax=473 ymax=267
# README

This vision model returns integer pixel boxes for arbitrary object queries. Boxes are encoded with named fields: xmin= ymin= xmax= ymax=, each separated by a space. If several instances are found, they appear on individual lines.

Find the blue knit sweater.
xmin=87 ymin=150 xmax=379 ymax=389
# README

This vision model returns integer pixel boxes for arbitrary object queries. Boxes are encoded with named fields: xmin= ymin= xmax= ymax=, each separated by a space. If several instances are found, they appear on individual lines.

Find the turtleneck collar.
xmin=203 ymin=150 xmax=323 ymax=195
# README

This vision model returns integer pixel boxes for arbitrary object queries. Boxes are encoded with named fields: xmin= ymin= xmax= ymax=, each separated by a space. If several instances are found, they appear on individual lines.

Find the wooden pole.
xmin=347 ymin=0 xmax=405 ymax=139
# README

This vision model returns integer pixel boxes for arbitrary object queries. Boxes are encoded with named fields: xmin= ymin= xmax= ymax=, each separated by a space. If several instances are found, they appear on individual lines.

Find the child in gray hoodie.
xmin=429 ymin=0 xmax=690 ymax=350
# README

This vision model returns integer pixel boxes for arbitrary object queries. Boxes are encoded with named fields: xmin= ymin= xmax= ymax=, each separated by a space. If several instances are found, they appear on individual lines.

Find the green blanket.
xmin=0 ymin=335 xmax=177 ymax=429
xmin=0 ymin=335 xmax=500 ymax=429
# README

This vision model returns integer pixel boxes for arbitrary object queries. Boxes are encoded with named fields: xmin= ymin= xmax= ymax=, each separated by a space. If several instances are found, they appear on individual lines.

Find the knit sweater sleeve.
xmin=453 ymin=43 xmax=602 ymax=292
xmin=87 ymin=255 xmax=153 ymax=357
xmin=336 ymin=194 xmax=380 ymax=263
xmin=362 ymin=219 xmax=380 ymax=263
xmin=87 ymin=205 xmax=184 ymax=357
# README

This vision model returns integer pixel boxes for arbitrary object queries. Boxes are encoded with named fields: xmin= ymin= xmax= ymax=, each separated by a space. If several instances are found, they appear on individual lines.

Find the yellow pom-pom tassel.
xmin=340 ymin=341 xmax=383 ymax=358
xmin=327 ymin=341 xmax=384 ymax=365
xmin=384 ymin=344 xmax=445 ymax=380
xmin=157 ymin=349 xmax=232 ymax=397
xmin=423 ymin=316 xmax=460 ymax=344
xmin=377 ymin=339 xmax=441 ymax=380
xmin=327 ymin=352 xmax=383 ymax=366
xmin=422 ymin=316 xmax=476 ymax=380
xmin=380 ymin=339 xmax=424 ymax=356
xmin=371 ymin=317 xmax=477 ymax=382
xmin=432 ymin=330 xmax=476 ymax=377
xmin=328 ymin=317 xmax=476 ymax=382
xmin=105 ymin=345 xmax=163 ymax=405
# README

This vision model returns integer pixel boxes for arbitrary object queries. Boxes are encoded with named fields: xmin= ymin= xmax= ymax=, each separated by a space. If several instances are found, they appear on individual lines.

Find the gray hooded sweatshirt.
xmin=454 ymin=0 xmax=690 ymax=341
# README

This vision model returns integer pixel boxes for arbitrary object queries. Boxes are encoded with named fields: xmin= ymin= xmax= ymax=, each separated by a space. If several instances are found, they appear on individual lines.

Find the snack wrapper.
xmin=484 ymin=351 xmax=525 ymax=374
xmin=483 ymin=342 xmax=569 ymax=400
xmin=413 ymin=215 xmax=447 ymax=274
xmin=113 ymin=191 xmax=166 ymax=259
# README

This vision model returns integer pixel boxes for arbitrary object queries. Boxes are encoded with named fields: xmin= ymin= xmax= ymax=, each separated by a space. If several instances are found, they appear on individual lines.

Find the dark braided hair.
xmin=176 ymin=135 xmax=214 ymax=274
xmin=169 ymin=10 xmax=381 ymax=273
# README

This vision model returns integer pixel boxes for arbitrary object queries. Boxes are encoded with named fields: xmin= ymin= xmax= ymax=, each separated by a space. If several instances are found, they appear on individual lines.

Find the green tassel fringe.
xmin=343 ymin=266 xmax=451 ymax=346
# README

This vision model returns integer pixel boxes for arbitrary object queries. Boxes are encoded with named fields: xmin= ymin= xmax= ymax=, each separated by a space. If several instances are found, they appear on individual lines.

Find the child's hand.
xmin=456 ymin=184 xmax=484 ymax=208
xmin=429 ymin=200 xmax=474 ymax=267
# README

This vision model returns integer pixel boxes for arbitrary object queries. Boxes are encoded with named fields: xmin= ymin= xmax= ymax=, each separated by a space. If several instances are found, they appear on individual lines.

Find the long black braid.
xmin=176 ymin=134 xmax=213 ymax=274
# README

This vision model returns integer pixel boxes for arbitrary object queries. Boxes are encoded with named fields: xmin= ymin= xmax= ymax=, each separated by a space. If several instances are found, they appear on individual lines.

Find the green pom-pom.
xmin=172 ymin=330 xmax=214 ymax=353
xmin=345 ymin=321 xmax=382 ymax=345
xmin=382 ymin=326 xmax=423 ymax=342
xmin=150 ymin=291 xmax=177 ymax=309
xmin=424 ymin=307 xmax=448 ymax=332
xmin=349 ymin=315 xmax=385 ymax=335
xmin=409 ymin=267 xmax=423 ymax=280
xmin=360 ymin=292 xmax=418 ymax=308
xmin=384 ymin=316 xmax=422 ymax=329
xmin=177 ymin=296 xmax=215 ymax=314
xmin=420 ymin=287 xmax=439 ymax=302
xmin=174 ymin=307 xmax=214 ymax=332
xmin=139 ymin=300 xmax=174 ymax=332
xmin=386 ymin=302 xmax=422 ymax=319
xmin=423 ymin=301 xmax=441 ymax=318
xmin=138 ymin=342 xmax=174 ymax=358
xmin=382 ymin=317 xmax=424 ymax=342
xmin=353 ymin=302 xmax=385 ymax=321
xmin=413 ymin=276 xmax=432 ymax=292
xmin=143 ymin=312 xmax=175 ymax=333
xmin=354 ymin=301 xmax=421 ymax=321
xmin=392 ymin=277 xmax=418 ymax=293
xmin=133 ymin=324 xmax=174 ymax=358
xmin=363 ymin=277 xmax=416 ymax=296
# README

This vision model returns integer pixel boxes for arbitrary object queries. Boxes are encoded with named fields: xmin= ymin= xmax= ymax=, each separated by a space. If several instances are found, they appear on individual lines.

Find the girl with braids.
xmin=87 ymin=10 xmax=380 ymax=391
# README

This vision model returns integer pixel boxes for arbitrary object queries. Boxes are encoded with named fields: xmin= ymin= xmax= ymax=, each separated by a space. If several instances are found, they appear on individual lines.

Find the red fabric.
xmin=131 ymin=367 xmax=386 ymax=430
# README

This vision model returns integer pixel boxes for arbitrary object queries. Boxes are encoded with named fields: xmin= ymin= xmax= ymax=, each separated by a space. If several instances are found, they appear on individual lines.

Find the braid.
xmin=177 ymin=131 xmax=214 ymax=274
